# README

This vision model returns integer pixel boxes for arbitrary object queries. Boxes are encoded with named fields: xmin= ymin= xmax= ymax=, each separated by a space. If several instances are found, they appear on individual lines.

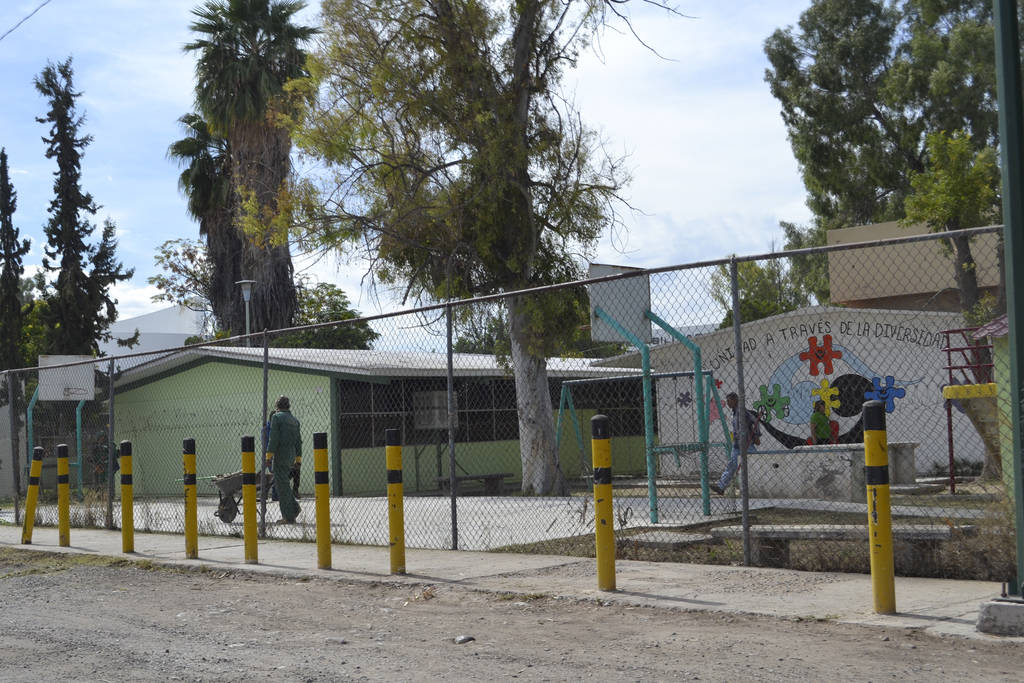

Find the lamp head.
xmin=235 ymin=280 xmax=256 ymax=302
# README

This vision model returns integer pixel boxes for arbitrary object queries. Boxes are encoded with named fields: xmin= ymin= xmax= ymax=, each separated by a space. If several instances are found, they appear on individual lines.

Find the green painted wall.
xmin=114 ymin=358 xmax=652 ymax=498
xmin=114 ymin=359 xmax=333 ymax=497
xmin=337 ymin=408 xmax=648 ymax=497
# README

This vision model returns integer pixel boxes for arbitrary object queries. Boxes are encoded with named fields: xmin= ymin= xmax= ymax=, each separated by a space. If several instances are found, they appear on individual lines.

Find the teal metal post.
xmin=554 ymin=385 xmax=585 ymax=468
xmin=993 ymin=0 xmax=1024 ymax=596
xmin=646 ymin=311 xmax=711 ymax=514
xmin=594 ymin=306 xmax=657 ymax=523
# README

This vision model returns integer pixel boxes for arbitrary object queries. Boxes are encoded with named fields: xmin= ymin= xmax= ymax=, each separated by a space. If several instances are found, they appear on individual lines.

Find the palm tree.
xmin=167 ymin=113 xmax=242 ymax=333
xmin=184 ymin=0 xmax=316 ymax=333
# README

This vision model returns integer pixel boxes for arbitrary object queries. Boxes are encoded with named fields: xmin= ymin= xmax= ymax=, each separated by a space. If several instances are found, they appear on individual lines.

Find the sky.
xmin=0 ymin=0 xmax=814 ymax=321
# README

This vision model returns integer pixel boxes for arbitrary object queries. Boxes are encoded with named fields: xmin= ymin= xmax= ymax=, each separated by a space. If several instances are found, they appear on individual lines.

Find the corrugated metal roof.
xmin=116 ymin=346 xmax=637 ymax=387
xmin=973 ymin=314 xmax=1008 ymax=339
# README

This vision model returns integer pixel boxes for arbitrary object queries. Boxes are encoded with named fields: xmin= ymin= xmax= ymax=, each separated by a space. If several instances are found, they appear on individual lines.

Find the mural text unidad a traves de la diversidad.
xmin=706 ymin=318 xmax=945 ymax=371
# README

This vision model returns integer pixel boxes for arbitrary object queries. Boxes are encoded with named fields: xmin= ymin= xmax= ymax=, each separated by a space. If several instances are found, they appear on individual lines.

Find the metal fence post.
xmin=729 ymin=256 xmax=752 ymax=566
xmin=7 ymin=371 xmax=20 ymax=524
xmin=446 ymin=302 xmax=458 ymax=550
xmin=994 ymin=0 xmax=1024 ymax=597
xmin=260 ymin=330 xmax=269 ymax=538
xmin=106 ymin=358 xmax=115 ymax=530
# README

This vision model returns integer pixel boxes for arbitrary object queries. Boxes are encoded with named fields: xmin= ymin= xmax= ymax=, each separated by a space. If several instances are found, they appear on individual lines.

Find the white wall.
xmin=651 ymin=306 xmax=982 ymax=477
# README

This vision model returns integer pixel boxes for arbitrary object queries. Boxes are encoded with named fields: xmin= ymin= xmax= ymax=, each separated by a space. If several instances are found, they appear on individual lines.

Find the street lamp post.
xmin=236 ymin=280 xmax=256 ymax=346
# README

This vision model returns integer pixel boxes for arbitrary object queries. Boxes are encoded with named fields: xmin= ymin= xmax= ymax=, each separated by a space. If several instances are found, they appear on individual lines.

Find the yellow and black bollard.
xmin=21 ymin=446 xmax=43 ymax=544
xmin=57 ymin=443 xmax=70 ymax=547
xmin=242 ymin=435 xmax=258 ymax=564
xmin=591 ymin=415 xmax=616 ymax=591
xmin=385 ymin=429 xmax=405 ymax=575
xmin=314 ymin=432 xmax=331 ymax=569
xmin=863 ymin=400 xmax=895 ymax=614
xmin=120 ymin=441 xmax=134 ymax=553
xmin=183 ymin=438 xmax=198 ymax=559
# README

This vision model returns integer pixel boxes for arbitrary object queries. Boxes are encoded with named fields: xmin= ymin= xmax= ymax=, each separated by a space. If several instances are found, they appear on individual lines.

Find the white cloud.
xmin=573 ymin=1 xmax=813 ymax=269
xmin=1 ymin=0 xmax=816 ymax=324
xmin=109 ymin=281 xmax=163 ymax=320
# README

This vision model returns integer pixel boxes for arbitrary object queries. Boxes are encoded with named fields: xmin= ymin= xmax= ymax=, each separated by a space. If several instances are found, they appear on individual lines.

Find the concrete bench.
xmin=746 ymin=442 xmax=918 ymax=503
xmin=710 ymin=524 xmax=973 ymax=567
xmin=437 ymin=473 xmax=513 ymax=495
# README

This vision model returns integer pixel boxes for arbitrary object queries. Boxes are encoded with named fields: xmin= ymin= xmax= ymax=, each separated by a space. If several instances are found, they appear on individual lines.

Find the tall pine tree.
xmin=35 ymin=58 xmax=134 ymax=355
xmin=0 ymin=148 xmax=31 ymax=369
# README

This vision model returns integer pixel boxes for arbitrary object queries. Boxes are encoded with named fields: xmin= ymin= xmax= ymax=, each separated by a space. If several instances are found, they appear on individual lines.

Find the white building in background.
xmin=99 ymin=305 xmax=206 ymax=360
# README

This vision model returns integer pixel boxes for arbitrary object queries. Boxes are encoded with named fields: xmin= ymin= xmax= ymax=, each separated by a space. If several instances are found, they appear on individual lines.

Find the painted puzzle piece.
xmin=799 ymin=334 xmax=843 ymax=376
xmin=811 ymin=378 xmax=840 ymax=416
xmin=753 ymin=384 xmax=790 ymax=423
xmin=864 ymin=376 xmax=906 ymax=413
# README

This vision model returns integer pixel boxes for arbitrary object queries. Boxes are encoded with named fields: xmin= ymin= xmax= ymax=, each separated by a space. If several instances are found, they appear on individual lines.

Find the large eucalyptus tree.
xmin=290 ymin=0 xmax=674 ymax=494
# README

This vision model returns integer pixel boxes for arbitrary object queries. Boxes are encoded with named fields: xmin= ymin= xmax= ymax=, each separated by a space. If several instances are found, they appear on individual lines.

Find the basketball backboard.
xmin=587 ymin=263 xmax=652 ymax=343
xmin=38 ymin=355 xmax=96 ymax=401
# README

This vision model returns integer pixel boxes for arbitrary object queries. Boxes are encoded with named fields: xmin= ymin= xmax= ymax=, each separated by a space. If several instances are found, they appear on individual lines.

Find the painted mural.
xmin=651 ymin=306 xmax=984 ymax=476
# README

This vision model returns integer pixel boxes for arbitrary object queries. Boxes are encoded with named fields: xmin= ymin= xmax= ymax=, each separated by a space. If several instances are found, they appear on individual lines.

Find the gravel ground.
xmin=0 ymin=548 xmax=1019 ymax=682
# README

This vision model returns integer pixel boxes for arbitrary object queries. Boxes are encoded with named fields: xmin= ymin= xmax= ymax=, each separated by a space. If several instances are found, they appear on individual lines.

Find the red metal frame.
xmin=941 ymin=327 xmax=994 ymax=494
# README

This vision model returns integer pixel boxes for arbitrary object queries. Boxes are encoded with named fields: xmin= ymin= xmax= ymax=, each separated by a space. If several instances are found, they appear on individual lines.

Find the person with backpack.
xmin=710 ymin=392 xmax=761 ymax=495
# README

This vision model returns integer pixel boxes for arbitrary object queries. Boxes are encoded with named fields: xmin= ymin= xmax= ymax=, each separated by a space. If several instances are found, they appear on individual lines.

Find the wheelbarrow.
xmin=211 ymin=469 xmax=271 ymax=523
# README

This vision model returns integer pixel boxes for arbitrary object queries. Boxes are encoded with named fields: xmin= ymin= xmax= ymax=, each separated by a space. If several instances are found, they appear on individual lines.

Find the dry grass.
xmin=495 ymin=501 xmax=1018 ymax=581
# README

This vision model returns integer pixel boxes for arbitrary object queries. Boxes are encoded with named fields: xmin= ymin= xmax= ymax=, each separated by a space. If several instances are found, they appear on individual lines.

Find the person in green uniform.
xmin=266 ymin=395 xmax=302 ymax=523
xmin=810 ymin=400 xmax=831 ymax=445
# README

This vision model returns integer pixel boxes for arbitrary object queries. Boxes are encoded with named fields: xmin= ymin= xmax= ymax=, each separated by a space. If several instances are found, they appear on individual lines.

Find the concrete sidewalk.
xmin=0 ymin=524 xmax=1014 ymax=641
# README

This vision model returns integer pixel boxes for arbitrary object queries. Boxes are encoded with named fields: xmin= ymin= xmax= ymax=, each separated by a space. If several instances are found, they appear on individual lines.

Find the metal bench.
xmin=437 ymin=472 xmax=513 ymax=495
xmin=710 ymin=524 xmax=975 ymax=567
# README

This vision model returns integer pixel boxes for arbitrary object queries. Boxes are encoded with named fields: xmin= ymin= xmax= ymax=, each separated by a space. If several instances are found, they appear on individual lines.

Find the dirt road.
xmin=0 ymin=549 xmax=1017 ymax=682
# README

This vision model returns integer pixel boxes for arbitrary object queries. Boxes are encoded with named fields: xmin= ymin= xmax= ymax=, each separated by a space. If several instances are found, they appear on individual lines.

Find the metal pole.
xmin=646 ymin=311 xmax=710 ymax=515
xmin=260 ymin=330 xmax=269 ymax=538
xmin=7 ymin=371 xmax=20 ymax=524
xmin=863 ymin=401 xmax=896 ymax=613
xmin=242 ymin=435 xmax=258 ymax=564
xmin=593 ymin=306 xmax=656 ymax=522
xmin=106 ymin=358 xmax=115 ymax=530
xmin=26 ymin=385 xmax=36 ymax=478
xmin=591 ymin=415 xmax=616 ymax=591
xmin=446 ymin=303 xmax=458 ymax=550
xmin=385 ymin=429 xmax=405 ymax=574
xmin=993 ymin=0 xmax=1024 ymax=597
xmin=729 ymin=257 xmax=751 ymax=566
xmin=119 ymin=440 xmax=134 ymax=553
xmin=75 ymin=399 xmax=85 ymax=501
xmin=315 ymin=432 xmax=332 ymax=570
xmin=183 ymin=438 xmax=198 ymax=559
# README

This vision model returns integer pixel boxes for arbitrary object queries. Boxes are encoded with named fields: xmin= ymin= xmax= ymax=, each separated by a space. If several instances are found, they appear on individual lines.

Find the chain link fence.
xmin=1 ymin=226 xmax=1016 ymax=581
